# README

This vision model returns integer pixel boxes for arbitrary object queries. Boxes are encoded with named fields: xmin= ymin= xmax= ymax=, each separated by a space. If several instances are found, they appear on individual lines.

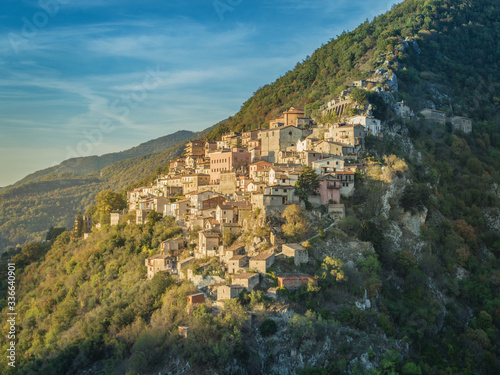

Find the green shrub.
xmin=259 ymin=318 xmax=278 ymax=337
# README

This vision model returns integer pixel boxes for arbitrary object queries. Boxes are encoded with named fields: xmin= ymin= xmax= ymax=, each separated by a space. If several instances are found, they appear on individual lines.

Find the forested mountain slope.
xmin=1 ymin=0 xmax=500 ymax=374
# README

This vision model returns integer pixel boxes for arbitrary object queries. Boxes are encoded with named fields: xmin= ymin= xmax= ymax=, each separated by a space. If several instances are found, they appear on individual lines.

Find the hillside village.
xmin=76 ymin=74 xmax=473 ymax=306
xmin=8 ymin=0 xmax=500 ymax=372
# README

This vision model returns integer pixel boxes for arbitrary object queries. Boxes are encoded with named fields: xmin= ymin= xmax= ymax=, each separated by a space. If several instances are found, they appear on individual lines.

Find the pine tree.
xmin=294 ymin=165 xmax=320 ymax=201
xmin=73 ymin=213 xmax=84 ymax=238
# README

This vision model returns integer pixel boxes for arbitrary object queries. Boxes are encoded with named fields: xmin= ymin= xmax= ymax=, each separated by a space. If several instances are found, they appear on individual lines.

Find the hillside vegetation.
xmin=1 ymin=0 xmax=500 ymax=374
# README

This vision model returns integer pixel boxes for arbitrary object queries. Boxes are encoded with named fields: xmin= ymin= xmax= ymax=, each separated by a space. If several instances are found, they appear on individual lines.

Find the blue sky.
xmin=0 ymin=0 xmax=401 ymax=187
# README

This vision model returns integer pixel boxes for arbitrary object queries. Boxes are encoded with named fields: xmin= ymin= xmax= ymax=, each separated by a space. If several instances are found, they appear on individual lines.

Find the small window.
xmin=289 ymin=131 xmax=292 ymax=136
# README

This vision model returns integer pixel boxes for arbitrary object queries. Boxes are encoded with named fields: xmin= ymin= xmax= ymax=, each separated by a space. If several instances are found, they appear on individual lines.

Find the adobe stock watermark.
xmin=8 ymin=0 xmax=70 ymax=54
xmin=213 ymin=0 xmax=244 ymax=21
xmin=63 ymin=65 xmax=165 ymax=161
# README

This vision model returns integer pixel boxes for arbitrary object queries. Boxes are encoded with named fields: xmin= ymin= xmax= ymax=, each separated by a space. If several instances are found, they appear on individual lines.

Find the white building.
xmin=348 ymin=116 xmax=382 ymax=136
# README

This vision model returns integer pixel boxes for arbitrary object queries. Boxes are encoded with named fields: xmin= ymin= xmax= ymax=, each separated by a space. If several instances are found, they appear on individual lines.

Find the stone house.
xmin=249 ymin=252 xmax=275 ymax=273
xmin=170 ymin=157 xmax=186 ymax=172
xmin=160 ymin=237 xmax=185 ymax=255
xmin=232 ymin=273 xmax=260 ymax=291
xmin=328 ymin=203 xmax=346 ymax=220
xmin=269 ymin=106 xmax=305 ymax=128
xmin=249 ymin=161 xmax=272 ymax=180
xmin=326 ymin=124 xmax=365 ymax=148
xmin=198 ymin=230 xmax=221 ymax=258
xmin=181 ymin=174 xmax=210 ymax=194
xmin=251 ymin=194 xmax=289 ymax=217
xmin=314 ymin=140 xmax=354 ymax=156
xmin=268 ymin=166 xmax=301 ymax=186
xmin=420 ymin=109 xmax=446 ymax=124
xmin=250 ymin=148 xmax=261 ymax=163
xmin=110 ymin=210 xmax=125 ymax=226
xmin=396 ymin=101 xmax=414 ymax=118
xmin=451 ymin=116 xmax=472 ymax=134
xmin=203 ymin=217 xmax=220 ymax=231
xmin=312 ymin=157 xmax=345 ymax=175
xmin=145 ymin=253 xmax=174 ymax=279
xmin=333 ymin=171 xmax=355 ymax=196
xmin=161 ymin=186 xmax=183 ymax=198
xmin=187 ymin=190 xmax=219 ymax=211
xmin=259 ymin=125 xmax=303 ymax=163
xmin=166 ymin=175 xmax=183 ymax=189
xmin=216 ymin=204 xmax=235 ymax=224
xmin=217 ymin=285 xmax=245 ymax=300
xmin=276 ymin=274 xmax=318 ymax=290
xmin=241 ymin=129 xmax=260 ymax=145
xmin=136 ymin=209 xmax=151 ymax=225
xmin=150 ymin=197 xmax=169 ymax=213
xmin=282 ymin=243 xmax=309 ymax=266
xmin=264 ymin=185 xmax=297 ymax=205
xmin=296 ymin=137 xmax=319 ymax=152
xmin=299 ymin=150 xmax=326 ymax=167
xmin=177 ymin=256 xmax=196 ymax=276
xmin=219 ymin=172 xmax=238 ymax=195
xmin=247 ymin=181 xmax=267 ymax=193
xmin=228 ymin=255 xmax=248 ymax=274
xmin=204 ymin=141 xmax=218 ymax=157
xmin=169 ymin=198 xmax=190 ymax=219
xmin=221 ymin=244 xmax=245 ymax=264
xmin=347 ymin=116 xmax=382 ymax=136
xmin=185 ymin=140 xmax=206 ymax=158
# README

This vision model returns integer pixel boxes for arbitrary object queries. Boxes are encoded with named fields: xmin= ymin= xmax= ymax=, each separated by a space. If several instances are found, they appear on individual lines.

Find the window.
xmin=289 ymin=131 xmax=292 ymax=136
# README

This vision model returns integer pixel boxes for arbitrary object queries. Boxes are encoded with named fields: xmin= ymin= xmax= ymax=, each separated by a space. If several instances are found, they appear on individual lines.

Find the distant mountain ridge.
xmin=0 ymin=125 xmax=221 ymax=250
xmin=4 ymin=130 xmax=195 ymax=190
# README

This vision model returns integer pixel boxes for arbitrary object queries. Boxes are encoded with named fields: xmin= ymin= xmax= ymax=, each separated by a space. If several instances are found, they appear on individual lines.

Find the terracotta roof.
xmin=276 ymin=273 xmax=316 ymax=280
